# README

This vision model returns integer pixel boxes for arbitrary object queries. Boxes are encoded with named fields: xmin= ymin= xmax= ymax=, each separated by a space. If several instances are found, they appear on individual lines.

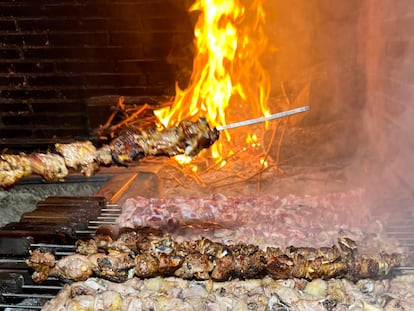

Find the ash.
xmin=0 ymin=181 xmax=103 ymax=228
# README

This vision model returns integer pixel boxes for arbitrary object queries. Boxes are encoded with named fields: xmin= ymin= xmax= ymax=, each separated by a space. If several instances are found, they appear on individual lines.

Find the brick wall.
xmin=359 ymin=0 xmax=414 ymax=201
xmin=0 ymin=0 xmax=194 ymax=150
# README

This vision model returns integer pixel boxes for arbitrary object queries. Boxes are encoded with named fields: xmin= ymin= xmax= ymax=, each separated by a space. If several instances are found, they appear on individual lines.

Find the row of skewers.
xmin=27 ymin=227 xmax=403 ymax=284
xmin=0 ymin=118 xmax=219 ymax=188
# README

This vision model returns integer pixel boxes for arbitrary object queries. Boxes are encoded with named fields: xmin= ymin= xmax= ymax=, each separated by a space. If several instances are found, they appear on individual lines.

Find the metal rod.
xmin=215 ymin=106 xmax=311 ymax=131
xmin=23 ymin=284 xmax=63 ymax=290
xmin=102 ymin=208 xmax=122 ymax=212
xmin=0 ymin=258 xmax=26 ymax=264
xmin=89 ymin=220 xmax=117 ymax=224
xmin=0 ymin=304 xmax=42 ymax=310
xmin=31 ymin=243 xmax=74 ymax=249
xmin=97 ymin=216 xmax=118 ymax=221
xmin=2 ymin=293 xmax=55 ymax=299
xmin=76 ymin=230 xmax=96 ymax=234
xmin=393 ymin=266 xmax=414 ymax=271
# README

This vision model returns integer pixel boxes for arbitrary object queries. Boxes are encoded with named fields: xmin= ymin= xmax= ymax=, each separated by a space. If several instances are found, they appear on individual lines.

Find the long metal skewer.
xmin=215 ymin=106 xmax=311 ymax=131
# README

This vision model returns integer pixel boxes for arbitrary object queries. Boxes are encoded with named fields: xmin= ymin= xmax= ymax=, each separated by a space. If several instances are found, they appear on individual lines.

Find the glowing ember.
xmin=155 ymin=0 xmax=271 ymax=163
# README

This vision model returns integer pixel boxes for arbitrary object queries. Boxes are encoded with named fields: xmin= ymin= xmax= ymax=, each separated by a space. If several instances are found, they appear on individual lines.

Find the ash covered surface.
xmin=0 ymin=181 xmax=104 ymax=228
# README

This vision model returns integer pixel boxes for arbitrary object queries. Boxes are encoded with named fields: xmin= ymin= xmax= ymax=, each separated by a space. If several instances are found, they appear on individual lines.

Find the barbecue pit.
xmin=0 ymin=0 xmax=414 ymax=310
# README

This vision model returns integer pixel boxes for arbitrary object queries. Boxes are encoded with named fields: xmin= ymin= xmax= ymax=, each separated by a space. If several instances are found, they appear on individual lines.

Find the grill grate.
xmin=0 ymin=196 xmax=121 ymax=310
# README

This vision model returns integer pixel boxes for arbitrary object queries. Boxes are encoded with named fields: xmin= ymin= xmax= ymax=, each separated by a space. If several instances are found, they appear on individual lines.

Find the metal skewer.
xmin=215 ymin=106 xmax=311 ymax=131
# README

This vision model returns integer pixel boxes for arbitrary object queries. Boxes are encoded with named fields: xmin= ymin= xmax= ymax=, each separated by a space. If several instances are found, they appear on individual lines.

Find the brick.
xmin=31 ymin=101 xmax=85 ymax=113
xmin=48 ymin=32 xmax=109 ymax=46
xmin=0 ymin=88 xmax=59 ymax=99
xmin=0 ymin=4 xmax=44 ymax=18
xmin=0 ymin=20 xmax=17 ymax=31
xmin=0 ymin=34 xmax=49 ymax=46
xmin=27 ymin=75 xmax=84 ymax=87
xmin=19 ymin=18 xmax=91 ymax=32
xmin=115 ymin=60 xmax=171 ymax=73
xmin=59 ymin=88 xmax=87 ymax=99
xmin=0 ymin=62 xmax=55 ymax=74
xmin=11 ymin=114 xmax=87 ymax=127
xmin=142 ymin=17 xmax=193 ymax=32
xmin=0 ymin=48 xmax=21 ymax=59
xmin=82 ymin=73 xmax=148 ymax=87
xmin=116 ymin=85 xmax=174 ymax=96
xmin=42 ymin=4 xmax=87 ymax=18
xmin=0 ymin=102 xmax=29 ymax=112
xmin=0 ymin=76 xmax=26 ymax=87
xmin=56 ymin=60 xmax=116 ymax=73
xmin=22 ymin=46 xmax=147 ymax=59
xmin=0 ymin=128 xmax=33 ymax=139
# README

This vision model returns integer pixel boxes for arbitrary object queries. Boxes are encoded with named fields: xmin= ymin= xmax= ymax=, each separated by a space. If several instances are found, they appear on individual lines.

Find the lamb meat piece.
xmin=231 ymin=243 xmax=267 ymax=279
xmin=211 ymin=254 xmax=235 ymax=281
xmin=50 ymin=253 xmax=94 ymax=281
xmin=151 ymin=118 xmax=219 ymax=157
xmin=0 ymin=153 xmax=32 ymax=188
xmin=90 ymin=251 xmax=135 ymax=282
xmin=28 ymin=152 xmax=69 ymax=181
xmin=109 ymin=128 xmax=146 ymax=165
xmin=55 ymin=141 xmax=100 ymax=177
xmin=211 ymin=243 xmax=268 ymax=281
xmin=109 ymin=118 xmax=219 ymax=166
xmin=346 ymin=252 xmax=403 ymax=280
xmin=76 ymin=227 xmax=165 ymax=256
xmin=95 ymin=145 xmax=113 ymax=166
xmin=26 ymin=248 xmax=56 ymax=283
xmin=134 ymin=253 xmax=161 ymax=278
xmin=266 ymin=254 xmax=294 ymax=279
xmin=285 ymin=245 xmax=342 ymax=262
xmin=75 ymin=238 xmax=100 ymax=255
xmin=174 ymin=253 xmax=213 ymax=280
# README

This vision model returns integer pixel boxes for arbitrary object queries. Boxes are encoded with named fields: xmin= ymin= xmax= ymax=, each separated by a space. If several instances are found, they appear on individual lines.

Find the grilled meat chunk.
xmin=110 ymin=118 xmax=219 ymax=166
xmin=90 ymin=251 xmax=135 ymax=282
xmin=28 ymin=152 xmax=69 ymax=182
xmin=27 ymin=248 xmax=56 ymax=283
xmin=51 ymin=253 xmax=95 ymax=281
xmin=0 ymin=153 xmax=32 ymax=188
xmin=55 ymin=141 xmax=100 ymax=177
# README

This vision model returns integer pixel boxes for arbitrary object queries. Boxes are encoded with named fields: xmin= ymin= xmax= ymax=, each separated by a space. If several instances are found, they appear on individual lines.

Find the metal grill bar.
xmin=0 ymin=304 xmax=42 ymax=310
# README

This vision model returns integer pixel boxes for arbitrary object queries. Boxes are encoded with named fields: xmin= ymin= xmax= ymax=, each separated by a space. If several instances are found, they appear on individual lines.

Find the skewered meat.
xmin=110 ymin=118 xmax=219 ymax=166
xmin=28 ymin=152 xmax=69 ymax=182
xmin=0 ymin=153 xmax=32 ymax=188
xmin=0 ymin=118 xmax=219 ymax=187
xmin=27 ymin=233 xmax=403 ymax=284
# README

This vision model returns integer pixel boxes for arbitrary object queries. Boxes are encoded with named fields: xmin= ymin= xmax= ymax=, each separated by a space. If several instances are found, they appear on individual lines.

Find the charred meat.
xmin=27 ymin=232 xmax=403 ymax=284
xmin=110 ymin=118 xmax=219 ymax=166
xmin=0 ymin=153 xmax=32 ymax=188
xmin=28 ymin=152 xmax=69 ymax=182
xmin=0 ymin=118 xmax=219 ymax=187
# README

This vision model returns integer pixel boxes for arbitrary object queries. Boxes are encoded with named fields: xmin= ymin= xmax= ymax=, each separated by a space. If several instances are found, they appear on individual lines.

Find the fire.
xmin=155 ymin=0 xmax=271 ymax=163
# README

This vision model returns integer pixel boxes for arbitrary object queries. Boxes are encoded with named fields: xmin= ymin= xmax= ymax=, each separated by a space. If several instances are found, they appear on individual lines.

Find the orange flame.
xmin=155 ymin=0 xmax=271 ymax=162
